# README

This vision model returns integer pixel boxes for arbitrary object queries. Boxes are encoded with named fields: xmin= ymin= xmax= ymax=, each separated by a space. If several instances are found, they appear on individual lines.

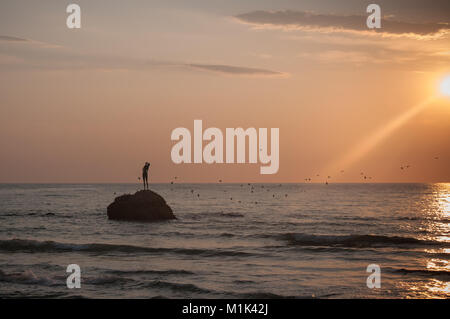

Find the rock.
xmin=107 ymin=190 xmax=176 ymax=222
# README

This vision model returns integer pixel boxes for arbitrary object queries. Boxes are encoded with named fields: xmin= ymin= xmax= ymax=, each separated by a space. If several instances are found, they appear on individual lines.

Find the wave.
xmin=391 ymin=268 xmax=450 ymax=279
xmin=396 ymin=216 xmax=450 ymax=223
xmin=280 ymin=233 xmax=449 ymax=248
xmin=0 ymin=211 xmax=66 ymax=218
xmin=105 ymin=269 xmax=195 ymax=276
xmin=215 ymin=212 xmax=244 ymax=218
xmin=43 ymin=194 xmax=77 ymax=198
xmin=0 ymin=269 xmax=133 ymax=287
xmin=0 ymin=291 xmax=72 ymax=299
xmin=0 ymin=269 xmax=57 ymax=286
xmin=83 ymin=275 xmax=133 ymax=285
xmin=188 ymin=211 xmax=245 ymax=219
xmin=157 ymin=231 xmax=237 ymax=239
xmin=0 ymin=238 xmax=253 ymax=257
xmin=235 ymin=291 xmax=303 ymax=299
xmin=142 ymin=280 xmax=213 ymax=295
xmin=0 ymin=268 xmax=302 ymax=298
xmin=143 ymin=281 xmax=293 ymax=298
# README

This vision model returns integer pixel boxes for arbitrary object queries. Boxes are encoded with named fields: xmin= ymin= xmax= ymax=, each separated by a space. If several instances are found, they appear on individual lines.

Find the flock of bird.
xmin=300 ymin=155 xmax=440 ymax=184
xmin=134 ymin=156 xmax=441 ymax=200
xmin=162 ymin=177 xmax=290 ymax=204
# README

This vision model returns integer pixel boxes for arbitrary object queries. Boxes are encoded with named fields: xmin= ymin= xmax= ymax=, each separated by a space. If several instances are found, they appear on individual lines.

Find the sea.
xmin=0 ymin=183 xmax=449 ymax=298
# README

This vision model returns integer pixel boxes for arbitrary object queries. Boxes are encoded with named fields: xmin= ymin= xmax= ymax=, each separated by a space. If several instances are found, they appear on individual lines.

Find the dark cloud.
xmin=187 ymin=63 xmax=284 ymax=76
xmin=235 ymin=10 xmax=450 ymax=38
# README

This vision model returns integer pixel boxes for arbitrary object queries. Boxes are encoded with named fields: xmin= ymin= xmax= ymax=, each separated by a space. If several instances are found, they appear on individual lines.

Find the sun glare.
xmin=440 ymin=75 xmax=450 ymax=97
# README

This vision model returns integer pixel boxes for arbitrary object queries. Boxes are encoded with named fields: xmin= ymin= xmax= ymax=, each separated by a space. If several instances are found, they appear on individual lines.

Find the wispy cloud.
xmin=0 ymin=35 xmax=28 ymax=42
xmin=298 ymin=46 xmax=450 ymax=70
xmin=234 ymin=10 xmax=450 ymax=39
xmin=186 ymin=63 xmax=285 ymax=77
xmin=0 ymin=35 xmax=285 ymax=77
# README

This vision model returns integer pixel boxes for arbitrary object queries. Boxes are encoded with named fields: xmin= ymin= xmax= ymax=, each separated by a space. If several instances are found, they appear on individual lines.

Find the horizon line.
xmin=0 ymin=181 xmax=448 ymax=185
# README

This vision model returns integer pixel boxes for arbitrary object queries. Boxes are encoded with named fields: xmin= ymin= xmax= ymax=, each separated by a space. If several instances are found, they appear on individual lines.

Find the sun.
xmin=440 ymin=75 xmax=450 ymax=97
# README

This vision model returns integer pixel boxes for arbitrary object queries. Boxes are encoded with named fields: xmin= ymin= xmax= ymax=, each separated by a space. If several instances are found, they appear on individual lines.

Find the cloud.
xmin=298 ymin=45 xmax=450 ymax=70
xmin=186 ymin=63 xmax=285 ymax=76
xmin=234 ymin=10 xmax=450 ymax=39
xmin=285 ymin=29 xmax=450 ymax=69
xmin=0 ymin=35 xmax=62 ymax=49
xmin=0 ymin=35 xmax=285 ymax=77
xmin=0 ymin=35 xmax=28 ymax=42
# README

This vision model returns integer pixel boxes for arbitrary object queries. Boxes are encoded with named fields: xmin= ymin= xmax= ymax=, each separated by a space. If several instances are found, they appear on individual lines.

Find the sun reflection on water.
xmin=424 ymin=280 xmax=450 ymax=298
xmin=422 ymin=183 xmax=450 ymax=297
xmin=427 ymin=258 xmax=449 ymax=271
xmin=399 ymin=184 xmax=450 ymax=298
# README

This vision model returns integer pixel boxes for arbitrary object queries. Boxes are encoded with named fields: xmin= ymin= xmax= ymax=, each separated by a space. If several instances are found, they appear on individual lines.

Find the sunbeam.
xmin=328 ymin=96 xmax=436 ymax=172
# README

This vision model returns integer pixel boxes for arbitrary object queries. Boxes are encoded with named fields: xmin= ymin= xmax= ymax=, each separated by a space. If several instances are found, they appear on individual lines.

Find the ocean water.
xmin=0 ymin=183 xmax=449 ymax=299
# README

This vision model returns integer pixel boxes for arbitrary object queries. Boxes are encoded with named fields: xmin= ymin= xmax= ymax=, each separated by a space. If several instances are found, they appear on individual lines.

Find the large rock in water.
xmin=107 ymin=190 xmax=176 ymax=222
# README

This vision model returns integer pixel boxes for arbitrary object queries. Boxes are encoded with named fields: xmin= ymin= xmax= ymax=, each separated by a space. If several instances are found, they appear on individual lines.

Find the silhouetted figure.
xmin=142 ymin=162 xmax=150 ymax=190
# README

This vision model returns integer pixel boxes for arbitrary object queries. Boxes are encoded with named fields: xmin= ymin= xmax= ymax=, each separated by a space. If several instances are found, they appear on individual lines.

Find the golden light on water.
xmin=436 ymin=183 xmax=450 ymax=241
xmin=440 ymin=185 xmax=450 ymax=218
xmin=422 ymin=184 xmax=450 ymax=298
xmin=401 ymin=184 xmax=450 ymax=298
xmin=426 ymin=183 xmax=450 ymax=244
xmin=425 ymin=280 xmax=450 ymax=297
xmin=440 ymin=75 xmax=450 ymax=97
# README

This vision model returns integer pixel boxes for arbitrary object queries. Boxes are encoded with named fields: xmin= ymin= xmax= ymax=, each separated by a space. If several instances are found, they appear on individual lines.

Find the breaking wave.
xmin=0 ymin=239 xmax=253 ymax=257
xmin=280 ymin=233 xmax=449 ymax=248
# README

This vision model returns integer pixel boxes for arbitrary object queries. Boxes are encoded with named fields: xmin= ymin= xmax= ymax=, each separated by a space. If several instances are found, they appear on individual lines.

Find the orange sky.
xmin=0 ymin=1 xmax=449 ymax=183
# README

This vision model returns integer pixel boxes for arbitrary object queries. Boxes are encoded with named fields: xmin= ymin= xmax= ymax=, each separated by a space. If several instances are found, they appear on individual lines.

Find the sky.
xmin=0 ymin=0 xmax=449 ymax=183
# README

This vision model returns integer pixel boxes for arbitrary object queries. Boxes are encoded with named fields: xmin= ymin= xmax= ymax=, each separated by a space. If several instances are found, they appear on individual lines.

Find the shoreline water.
xmin=0 ymin=183 xmax=449 ymax=298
